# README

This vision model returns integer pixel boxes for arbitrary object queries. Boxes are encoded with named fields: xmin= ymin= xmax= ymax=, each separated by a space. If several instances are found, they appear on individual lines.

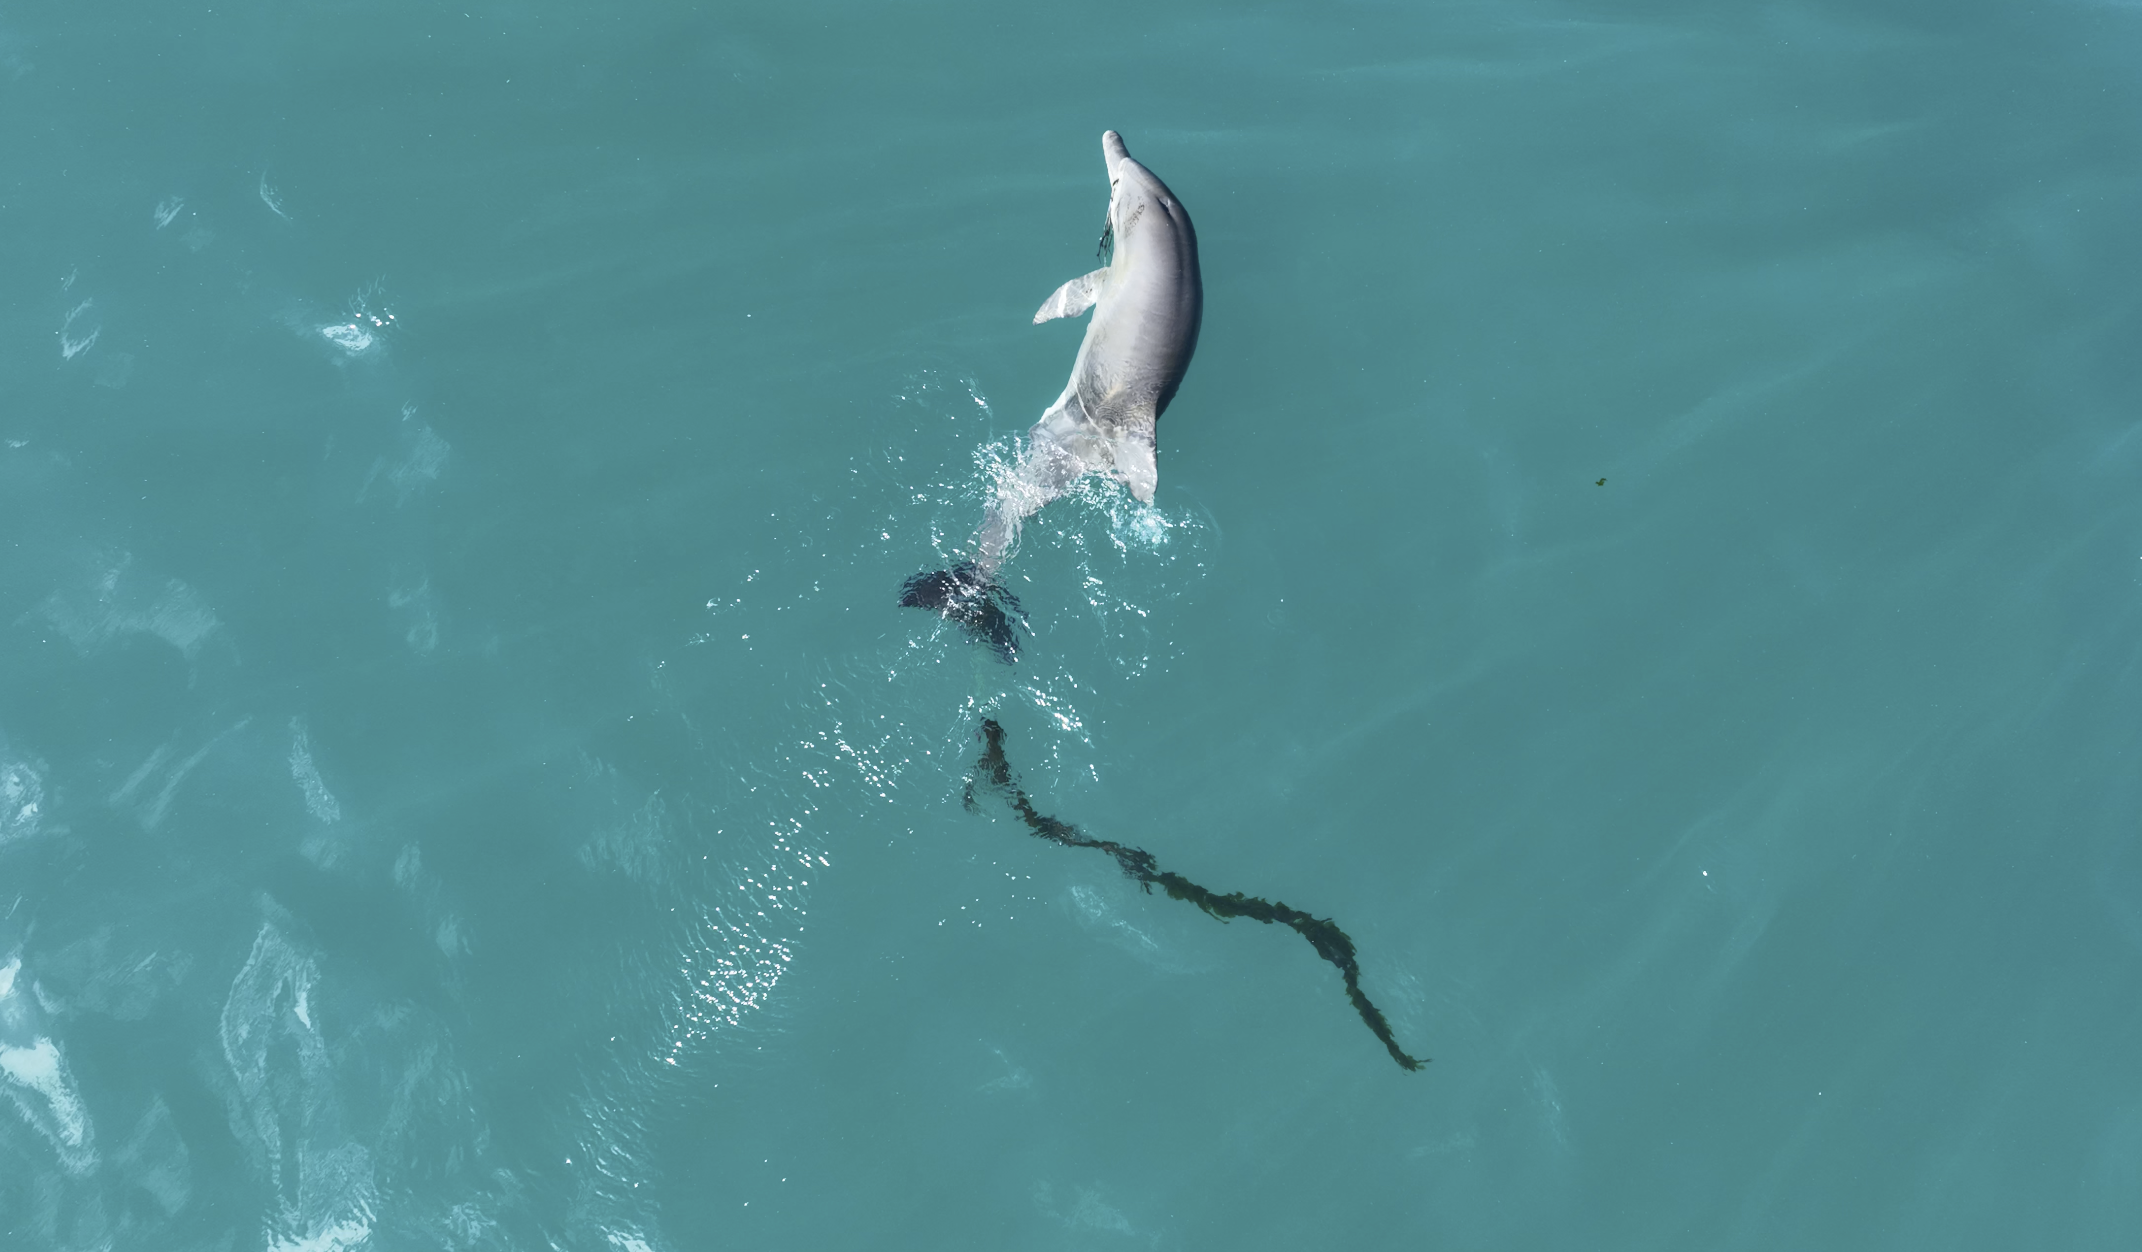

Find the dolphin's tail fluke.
xmin=899 ymin=563 xmax=1026 ymax=663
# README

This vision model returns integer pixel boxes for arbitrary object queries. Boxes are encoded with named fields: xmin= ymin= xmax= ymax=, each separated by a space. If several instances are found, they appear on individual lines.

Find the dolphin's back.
xmin=1081 ymin=146 xmax=1202 ymax=426
xmin=1140 ymin=182 xmax=1201 ymax=419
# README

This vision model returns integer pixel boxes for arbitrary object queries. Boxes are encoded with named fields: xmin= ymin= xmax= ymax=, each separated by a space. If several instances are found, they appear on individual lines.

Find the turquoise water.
xmin=4 ymin=1 xmax=2141 ymax=1247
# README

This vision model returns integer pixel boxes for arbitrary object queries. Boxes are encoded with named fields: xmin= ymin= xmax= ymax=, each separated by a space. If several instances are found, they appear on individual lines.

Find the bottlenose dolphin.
xmin=902 ymin=130 xmax=1203 ymax=660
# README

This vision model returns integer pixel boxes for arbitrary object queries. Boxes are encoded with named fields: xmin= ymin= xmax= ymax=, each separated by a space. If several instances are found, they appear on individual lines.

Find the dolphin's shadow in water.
xmin=965 ymin=719 xmax=1426 ymax=1072
xmin=899 ymin=563 xmax=1026 ymax=663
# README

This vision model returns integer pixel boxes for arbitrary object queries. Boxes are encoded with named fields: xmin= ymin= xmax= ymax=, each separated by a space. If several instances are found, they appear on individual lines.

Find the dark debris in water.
xmin=966 ymin=718 xmax=1426 ymax=1072
xmin=899 ymin=563 xmax=1025 ymax=663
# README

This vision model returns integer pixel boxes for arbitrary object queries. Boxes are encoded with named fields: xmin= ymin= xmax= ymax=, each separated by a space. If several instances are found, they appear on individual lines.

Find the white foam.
xmin=223 ymin=925 xmax=321 ymax=1087
xmin=59 ymin=326 xmax=100 ymax=359
xmin=388 ymin=424 xmax=450 ymax=495
xmin=319 ymin=323 xmax=373 ymax=353
xmin=3 ymin=1036 xmax=63 ymax=1088
xmin=1125 ymin=508 xmax=1170 ymax=547
xmin=288 ymin=720 xmax=343 ymax=824
xmin=259 ymin=174 xmax=290 ymax=220
xmin=393 ymin=844 xmax=422 ymax=889
xmin=0 ymin=759 xmax=44 ymax=845
xmin=977 ymin=1043 xmax=1032 ymax=1093
xmin=1033 ymin=1181 xmax=1139 ymax=1237
xmin=0 ymin=1035 xmax=98 ymax=1176
xmin=387 ymin=582 xmax=440 ymax=654
xmin=222 ymin=925 xmax=381 ymax=1246
xmin=267 ymin=1213 xmax=371 ymax=1252
xmin=36 ymin=558 xmax=221 ymax=659
xmin=115 ymin=719 xmax=250 ymax=831
xmin=220 ymin=923 xmax=323 ymax=1190
xmin=59 ymin=297 xmax=99 ymax=359
xmin=316 ymin=285 xmax=395 ymax=357
xmin=1068 ymin=1188 xmax=1135 ymax=1235
xmin=140 ymin=582 xmax=219 ymax=656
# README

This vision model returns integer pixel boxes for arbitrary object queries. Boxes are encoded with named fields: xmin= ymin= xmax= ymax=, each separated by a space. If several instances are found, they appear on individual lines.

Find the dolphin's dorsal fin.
xmin=1033 ymin=269 xmax=1108 ymax=324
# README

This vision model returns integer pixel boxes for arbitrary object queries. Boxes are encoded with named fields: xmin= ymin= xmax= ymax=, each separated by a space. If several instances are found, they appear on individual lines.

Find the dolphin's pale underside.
xmin=901 ymin=130 xmax=1203 ymax=660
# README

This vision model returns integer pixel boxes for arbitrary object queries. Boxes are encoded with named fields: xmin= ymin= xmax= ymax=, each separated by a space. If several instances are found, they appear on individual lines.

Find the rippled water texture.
xmin=3 ymin=2 xmax=2140 ymax=1249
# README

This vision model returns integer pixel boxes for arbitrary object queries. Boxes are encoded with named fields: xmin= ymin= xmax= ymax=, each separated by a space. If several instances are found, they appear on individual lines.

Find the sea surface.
xmin=4 ymin=2 xmax=2140 ymax=1249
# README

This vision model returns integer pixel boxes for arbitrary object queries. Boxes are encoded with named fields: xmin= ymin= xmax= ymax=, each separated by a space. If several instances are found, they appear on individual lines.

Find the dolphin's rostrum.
xmin=902 ymin=130 xmax=1203 ymax=660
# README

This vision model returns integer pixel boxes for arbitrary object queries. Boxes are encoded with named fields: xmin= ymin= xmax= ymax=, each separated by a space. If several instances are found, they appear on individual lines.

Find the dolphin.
xmin=902 ymin=130 xmax=1203 ymax=660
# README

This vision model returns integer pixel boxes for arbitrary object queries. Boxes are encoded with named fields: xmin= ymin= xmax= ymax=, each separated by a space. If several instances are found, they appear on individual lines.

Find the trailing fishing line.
xmin=965 ymin=719 xmax=1425 ymax=1071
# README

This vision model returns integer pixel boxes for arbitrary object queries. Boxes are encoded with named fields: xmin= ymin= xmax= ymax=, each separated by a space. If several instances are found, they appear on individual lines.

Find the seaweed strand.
xmin=966 ymin=719 xmax=1426 ymax=1072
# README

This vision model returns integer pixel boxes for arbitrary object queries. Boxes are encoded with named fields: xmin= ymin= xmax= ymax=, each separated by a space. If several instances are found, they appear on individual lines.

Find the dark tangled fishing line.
xmin=966 ymin=719 xmax=1425 ymax=1071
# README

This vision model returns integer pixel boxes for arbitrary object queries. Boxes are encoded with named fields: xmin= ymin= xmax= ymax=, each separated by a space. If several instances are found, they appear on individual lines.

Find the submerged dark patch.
xmin=898 ymin=563 xmax=1026 ymax=663
xmin=965 ymin=719 xmax=1426 ymax=1072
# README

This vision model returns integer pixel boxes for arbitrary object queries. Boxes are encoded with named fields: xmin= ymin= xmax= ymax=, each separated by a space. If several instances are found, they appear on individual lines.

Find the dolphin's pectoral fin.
xmin=1110 ymin=423 xmax=1158 ymax=504
xmin=1032 ymin=269 xmax=1107 ymax=324
xmin=899 ymin=563 xmax=1027 ymax=663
